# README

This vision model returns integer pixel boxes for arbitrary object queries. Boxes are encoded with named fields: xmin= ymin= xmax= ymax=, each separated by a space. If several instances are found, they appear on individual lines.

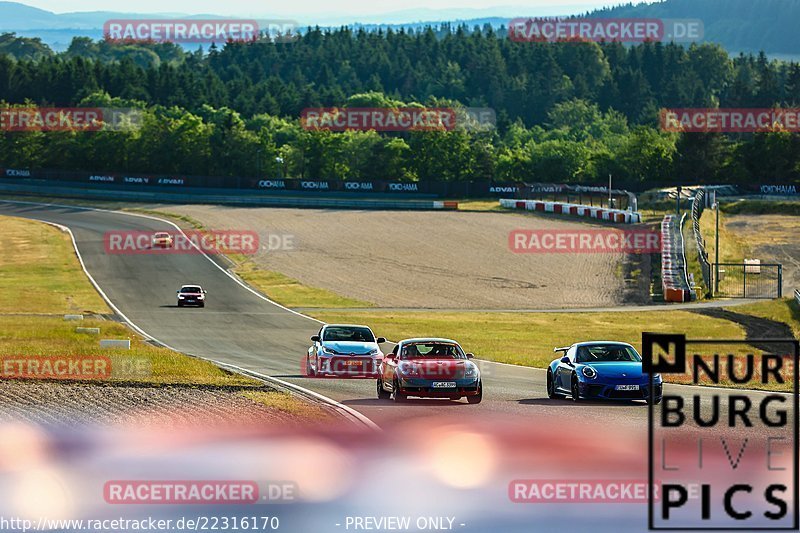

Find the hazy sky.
xmin=18 ymin=0 xmax=647 ymax=17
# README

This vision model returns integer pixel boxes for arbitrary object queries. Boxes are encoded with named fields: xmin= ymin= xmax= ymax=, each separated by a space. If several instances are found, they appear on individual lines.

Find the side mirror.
xmin=561 ymin=356 xmax=572 ymax=365
xmin=385 ymin=353 xmax=396 ymax=360
xmin=176 ymin=291 xmax=180 ymax=294
xmin=466 ymin=353 xmax=474 ymax=359
xmin=311 ymin=335 xmax=320 ymax=342
xmin=376 ymin=337 xmax=387 ymax=344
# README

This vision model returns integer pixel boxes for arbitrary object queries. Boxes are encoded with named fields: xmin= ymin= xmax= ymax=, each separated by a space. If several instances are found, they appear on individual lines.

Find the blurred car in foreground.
xmin=177 ymin=285 xmax=207 ymax=307
xmin=306 ymin=324 xmax=386 ymax=377
xmin=547 ymin=341 xmax=662 ymax=403
xmin=378 ymin=338 xmax=482 ymax=403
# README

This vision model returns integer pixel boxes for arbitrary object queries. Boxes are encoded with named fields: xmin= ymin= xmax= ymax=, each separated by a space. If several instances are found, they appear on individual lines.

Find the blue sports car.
xmin=546 ymin=341 xmax=662 ymax=403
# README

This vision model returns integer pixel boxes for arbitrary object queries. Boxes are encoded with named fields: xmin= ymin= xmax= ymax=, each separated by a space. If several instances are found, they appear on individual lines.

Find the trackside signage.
xmin=644 ymin=333 xmax=799 ymax=530
xmin=509 ymin=229 xmax=661 ymax=254
xmin=301 ymin=107 xmax=496 ymax=132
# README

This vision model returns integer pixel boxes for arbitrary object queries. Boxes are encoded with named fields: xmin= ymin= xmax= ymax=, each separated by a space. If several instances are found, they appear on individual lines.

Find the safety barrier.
xmin=0 ymin=182 xmax=457 ymax=211
xmin=499 ymin=199 xmax=642 ymax=224
xmin=661 ymin=214 xmax=695 ymax=302
xmin=795 ymin=289 xmax=800 ymax=306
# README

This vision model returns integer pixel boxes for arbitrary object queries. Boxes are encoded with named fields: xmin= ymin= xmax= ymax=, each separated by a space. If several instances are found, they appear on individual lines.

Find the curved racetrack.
xmin=0 ymin=200 xmax=783 ymax=431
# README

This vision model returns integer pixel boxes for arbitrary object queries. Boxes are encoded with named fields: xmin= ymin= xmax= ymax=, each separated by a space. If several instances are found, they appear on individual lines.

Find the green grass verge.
xmin=721 ymin=199 xmax=800 ymax=216
xmin=311 ymin=309 xmax=745 ymax=368
xmin=0 ymin=215 xmax=260 ymax=387
xmin=0 ymin=216 xmax=109 ymax=314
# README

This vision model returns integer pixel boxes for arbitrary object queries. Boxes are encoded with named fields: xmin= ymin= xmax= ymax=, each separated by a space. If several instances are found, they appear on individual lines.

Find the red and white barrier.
xmin=433 ymin=201 xmax=459 ymax=210
xmin=500 ymin=199 xmax=642 ymax=224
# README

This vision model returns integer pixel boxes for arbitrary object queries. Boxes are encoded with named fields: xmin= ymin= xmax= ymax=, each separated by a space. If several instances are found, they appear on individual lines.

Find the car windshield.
xmin=575 ymin=344 xmax=641 ymax=363
xmin=323 ymin=326 xmax=375 ymax=343
xmin=181 ymin=287 xmax=202 ymax=293
xmin=154 ymin=233 xmax=169 ymax=238
xmin=401 ymin=343 xmax=465 ymax=360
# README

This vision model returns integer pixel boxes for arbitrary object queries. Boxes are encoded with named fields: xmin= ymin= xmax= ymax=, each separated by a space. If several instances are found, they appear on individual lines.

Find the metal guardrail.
xmin=0 ymin=182 xmax=453 ymax=211
xmin=691 ymin=189 xmax=712 ymax=290
xmin=795 ymin=289 xmax=800 ymax=306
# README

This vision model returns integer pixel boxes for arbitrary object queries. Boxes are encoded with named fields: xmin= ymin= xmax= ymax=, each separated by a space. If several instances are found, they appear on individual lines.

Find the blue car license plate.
xmin=615 ymin=384 xmax=640 ymax=391
xmin=432 ymin=382 xmax=456 ymax=388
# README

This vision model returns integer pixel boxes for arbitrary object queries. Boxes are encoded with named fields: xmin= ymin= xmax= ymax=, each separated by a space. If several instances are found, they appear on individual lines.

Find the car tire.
xmin=547 ymin=370 xmax=559 ymax=399
xmin=392 ymin=378 xmax=406 ymax=403
xmin=647 ymin=396 xmax=662 ymax=405
xmin=377 ymin=379 xmax=390 ymax=400
xmin=467 ymin=382 xmax=482 ymax=404
xmin=177 ymin=301 xmax=183 ymax=307
xmin=571 ymin=375 xmax=582 ymax=402
xmin=305 ymin=356 xmax=316 ymax=377
xmin=199 ymin=302 xmax=205 ymax=308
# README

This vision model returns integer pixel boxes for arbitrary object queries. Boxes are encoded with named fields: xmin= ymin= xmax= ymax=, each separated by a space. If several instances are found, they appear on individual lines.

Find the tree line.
xmin=1 ymin=28 xmax=799 ymax=189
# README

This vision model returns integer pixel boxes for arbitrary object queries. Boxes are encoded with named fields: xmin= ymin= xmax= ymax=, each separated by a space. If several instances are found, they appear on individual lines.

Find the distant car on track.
xmin=152 ymin=231 xmax=174 ymax=248
xmin=378 ymin=338 xmax=482 ymax=404
xmin=306 ymin=324 xmax=386 ymax=378
xmin=177 ymin=285 xmax=206 ymax=307
xmin=547 ymin=341 xmax=662 ymax=403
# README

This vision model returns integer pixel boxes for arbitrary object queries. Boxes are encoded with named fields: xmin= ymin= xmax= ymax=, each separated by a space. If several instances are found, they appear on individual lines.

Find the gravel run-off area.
xmin=166 ymin=205 xmax=650 ymax=309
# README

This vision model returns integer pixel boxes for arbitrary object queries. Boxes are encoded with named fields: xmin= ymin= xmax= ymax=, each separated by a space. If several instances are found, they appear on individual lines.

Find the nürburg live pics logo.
xmin=644 ymin=333 xmax=799 ymax=530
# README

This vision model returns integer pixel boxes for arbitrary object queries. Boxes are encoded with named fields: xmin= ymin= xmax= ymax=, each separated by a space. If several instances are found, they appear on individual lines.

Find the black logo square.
xmin=642 ymin=332 xmax=686 ymax=374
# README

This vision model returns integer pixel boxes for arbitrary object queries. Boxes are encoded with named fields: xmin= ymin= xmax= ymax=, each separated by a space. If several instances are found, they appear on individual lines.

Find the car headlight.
xmin=582 ymin=366 xmax=597 ymax=379
xmin=178 ymin=295 xmax=185 ymax=299
xmin=321 ymin=346 xmax=336 ymax=355
xmin=465 ymin=362 xmax=479 ymax=378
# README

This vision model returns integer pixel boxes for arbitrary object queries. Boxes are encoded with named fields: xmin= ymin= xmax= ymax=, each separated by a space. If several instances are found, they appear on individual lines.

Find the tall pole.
xmin=676 ymin=185 xmax=682 ymax=218
xmin=715 ymin=202 xmax=720 ymax=295
xmin=608 ymin=174 xmax=612 ymax=208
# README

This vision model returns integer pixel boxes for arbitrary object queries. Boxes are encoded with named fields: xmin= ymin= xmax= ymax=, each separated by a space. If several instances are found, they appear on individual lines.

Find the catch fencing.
xmin=713 ymin=262 xmax=783 ymax=299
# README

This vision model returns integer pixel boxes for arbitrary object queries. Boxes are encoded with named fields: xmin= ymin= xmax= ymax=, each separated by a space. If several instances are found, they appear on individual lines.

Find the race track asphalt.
xmin=0 ymin=200 xmax=792 ymax=434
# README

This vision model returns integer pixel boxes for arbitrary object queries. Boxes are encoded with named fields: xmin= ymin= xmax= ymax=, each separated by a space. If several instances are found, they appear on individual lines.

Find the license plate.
xmin=344 ymin=361 xmax=362 ymax=366
xmin=432 ymin=382 xmax=457 ymax=388
xmin=615 ymin=384 xmax=640 ymax=391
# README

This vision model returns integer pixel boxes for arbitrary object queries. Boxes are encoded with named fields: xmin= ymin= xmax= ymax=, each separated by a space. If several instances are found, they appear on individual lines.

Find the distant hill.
xmin=0 ymin=0 xmax=798 ymax=57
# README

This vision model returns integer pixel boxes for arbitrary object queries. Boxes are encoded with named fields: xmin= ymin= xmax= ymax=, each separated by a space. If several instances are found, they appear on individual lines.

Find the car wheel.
xmin=199 ymin=302 xmax=205 ymax=308
xmin=647 ymin=396 xmax=662 ymax=405
xmin=467 ymin=382 xmax=483 ymax=404
xmin=547 ymin=370 xmax=559 ymax=399
xmin=377 ymin=379 xmax=390 ymax=400
xmin=571 ymin=375 xmax=581 ymax=402
xmin=177 ymin=301 xmax=183 ymax=307
xmin=305 ymin=355 xmax=316 ymax=377
xmin=392 ymin=378 xmax=406 ymax=403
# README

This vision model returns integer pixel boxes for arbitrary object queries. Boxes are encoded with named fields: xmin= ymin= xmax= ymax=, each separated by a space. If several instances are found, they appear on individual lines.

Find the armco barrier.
xmin=0 ymin=182 xmax=457 ymax=211
xmin=499 ymin=199 xmax=642 ymax=224
xmin=661 ymin=214 xmax=695 ymax=302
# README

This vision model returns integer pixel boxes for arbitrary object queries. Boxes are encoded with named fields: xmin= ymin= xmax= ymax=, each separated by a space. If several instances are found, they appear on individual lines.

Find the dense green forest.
xmin=1 ymin=27 xmax=799 ymax=189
